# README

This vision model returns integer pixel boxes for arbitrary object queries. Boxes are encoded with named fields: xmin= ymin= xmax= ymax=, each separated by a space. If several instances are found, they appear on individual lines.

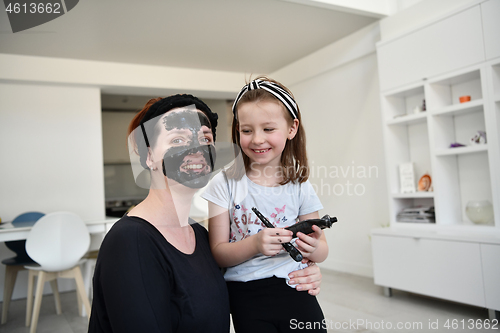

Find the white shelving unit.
xmin=485 ymin=58 xmax=500 ymax=230
xmin=381 ymin=82 xmax=434 ymax=226
xmin=380 ymin=43 xmax=499 ymax=229
xmin=427 ymin=64 xmax=497 ymax=227
xmin=372 ymin=0 xmax=500 ymax=319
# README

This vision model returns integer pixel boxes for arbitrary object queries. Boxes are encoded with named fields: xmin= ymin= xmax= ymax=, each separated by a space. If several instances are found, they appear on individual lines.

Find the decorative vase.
xmin=465 ymin=200 xmax=494 ymax=225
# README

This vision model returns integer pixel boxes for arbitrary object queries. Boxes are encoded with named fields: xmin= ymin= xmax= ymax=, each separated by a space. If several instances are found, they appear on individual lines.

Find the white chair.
xmin=24 ymin=211 xmax=91 ymax=333
xmin=81 ymin=249 xmax=99 ymax=317
xmin=1 ymin=211 xmax=44 ymax=324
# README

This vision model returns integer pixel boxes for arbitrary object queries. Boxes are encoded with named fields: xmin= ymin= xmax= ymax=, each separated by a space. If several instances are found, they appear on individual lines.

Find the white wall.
xmin=0 ymin=83 xmax=104 ymax=300
xmin=380 ymin=0 xmax=481 ymax=41
xmin=272 ymin=23 xmax=389 ymax=277
xmin=204 ymin=99 xmax=232 ymax=143
xmin=0 ymin=53 xmax=244 ymax=100
xmin=0 ymin=83 xmax=104 ymax=220
xmin=102 ymin=112 xmax=136 ymax=164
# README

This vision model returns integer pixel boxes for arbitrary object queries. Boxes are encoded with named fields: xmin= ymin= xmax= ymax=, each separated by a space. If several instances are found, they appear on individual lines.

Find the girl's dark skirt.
xmin=226 ymin=276 xmax=327 ymax=333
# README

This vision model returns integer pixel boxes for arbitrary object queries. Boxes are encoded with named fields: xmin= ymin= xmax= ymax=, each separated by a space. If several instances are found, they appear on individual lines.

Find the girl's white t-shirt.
xmin=202 ymin=171 xmax=323 ymax=286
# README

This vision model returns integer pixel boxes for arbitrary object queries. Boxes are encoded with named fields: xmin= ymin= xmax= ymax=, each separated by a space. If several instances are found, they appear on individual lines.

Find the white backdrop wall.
xmin=272 ymin=23 xmax=389 ymax=277
xmin=380 ymin=0 xmax=480 ymax=41
xmin=0 ymin=83 xmax=104 ymax=300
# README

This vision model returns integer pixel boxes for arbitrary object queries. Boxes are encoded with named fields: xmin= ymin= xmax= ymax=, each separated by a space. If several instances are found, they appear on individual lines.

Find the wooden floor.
xmin=0 ymin=269 xmax=495 ymax=332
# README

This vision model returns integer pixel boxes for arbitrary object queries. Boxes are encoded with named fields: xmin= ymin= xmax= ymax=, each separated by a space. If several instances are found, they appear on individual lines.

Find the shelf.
xmin=427 ymin=67 xmax=483 ymax=112
xmin=431 ymin=69 xmax=481 ymax=86
xmin=394 ymin=220 xmax=436 ymax=225
xmin=372 ymin=226 xmax=500 ymax=244
xmin=387 ymin=112 xmax=427 ymax=125
xmin=430 ymin=99 xmax=483 ymax=116
xmin=392 ymin=192 xmax=434 ymax=199
xmin=435 ymin=144 xmax=488 ymax=156
xmin=384 ymin=84 xmax=424 ymax=98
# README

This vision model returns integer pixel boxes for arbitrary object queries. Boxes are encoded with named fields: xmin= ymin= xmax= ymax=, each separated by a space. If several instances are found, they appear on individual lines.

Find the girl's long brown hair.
xmin=227 ymin=76 xmax=309 ymax=184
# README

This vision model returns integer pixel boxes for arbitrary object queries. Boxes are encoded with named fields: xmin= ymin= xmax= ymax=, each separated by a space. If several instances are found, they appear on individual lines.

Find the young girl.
xmin=202 ymin=77 xmax=328 ymax=332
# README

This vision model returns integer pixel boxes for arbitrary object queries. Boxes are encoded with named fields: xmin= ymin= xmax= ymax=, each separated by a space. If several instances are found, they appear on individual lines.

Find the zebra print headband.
xmin=232 ymin=79 xmax=298 ymax=119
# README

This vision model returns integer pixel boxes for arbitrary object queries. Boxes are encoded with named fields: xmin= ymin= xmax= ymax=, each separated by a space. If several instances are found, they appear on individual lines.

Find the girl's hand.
xmin=254 ymin=228 xmax=292 ymax=256
xmin=295 ymin=225 xmax=323 ymax=258
xmin=288 ymin=261 xmax=322 ymax=295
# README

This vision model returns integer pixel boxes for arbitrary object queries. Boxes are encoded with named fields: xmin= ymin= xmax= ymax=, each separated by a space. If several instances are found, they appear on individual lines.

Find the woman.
xmin=88 ymin=95 xmax=322 ymax=333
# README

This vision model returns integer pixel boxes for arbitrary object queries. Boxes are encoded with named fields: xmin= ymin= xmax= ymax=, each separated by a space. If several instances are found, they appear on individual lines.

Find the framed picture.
xmin=399 ymin=162 xmax=416 ymax=193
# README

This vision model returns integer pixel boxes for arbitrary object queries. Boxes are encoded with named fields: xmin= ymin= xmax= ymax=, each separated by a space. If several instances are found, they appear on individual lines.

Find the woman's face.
xmin=148 ymin=108 xmax=215 ymax=189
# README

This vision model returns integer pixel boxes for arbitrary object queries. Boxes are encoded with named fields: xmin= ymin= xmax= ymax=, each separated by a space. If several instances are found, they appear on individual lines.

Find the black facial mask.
xmin=162 ymin=110 xmax=212 ymax=137
xmin=160 ymin=111 xmax=216 ymax=189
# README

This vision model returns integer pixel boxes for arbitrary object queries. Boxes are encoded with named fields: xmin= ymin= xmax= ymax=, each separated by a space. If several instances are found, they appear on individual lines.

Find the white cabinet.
xmin=372 ymin=229 xmax=500 ymax=310
xmin=374 ymin=0 xmax=500 ymax=317
xmin=482 ymin=0 xmax=500 ymax=61
xmin=481 ymin=244 xmax=500 ymax=310
xmin=377 ymin=5 xmax=485 ymax=91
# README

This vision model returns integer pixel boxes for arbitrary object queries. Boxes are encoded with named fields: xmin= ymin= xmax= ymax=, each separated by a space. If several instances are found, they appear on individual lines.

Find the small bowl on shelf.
xmin=465 ymin=200 xmax=494 ymax=225
xmin=459 ymin=95 xmax=471 ymax=103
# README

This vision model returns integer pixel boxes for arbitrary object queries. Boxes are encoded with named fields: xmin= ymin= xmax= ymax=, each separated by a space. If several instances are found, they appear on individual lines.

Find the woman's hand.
xmin=254 ymin=228 xmax=292 ymax=256
xmin=288 ymin=261 xmax=322 ymax=295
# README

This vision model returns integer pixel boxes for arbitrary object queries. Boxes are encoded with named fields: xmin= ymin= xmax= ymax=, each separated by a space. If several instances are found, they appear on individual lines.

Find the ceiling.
xmin=0 ymin=0 xmax=379 ymax=74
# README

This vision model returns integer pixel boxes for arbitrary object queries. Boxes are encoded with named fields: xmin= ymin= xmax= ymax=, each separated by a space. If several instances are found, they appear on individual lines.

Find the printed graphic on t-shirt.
xmin=230 ymin=204 xmax=289 ymax=243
